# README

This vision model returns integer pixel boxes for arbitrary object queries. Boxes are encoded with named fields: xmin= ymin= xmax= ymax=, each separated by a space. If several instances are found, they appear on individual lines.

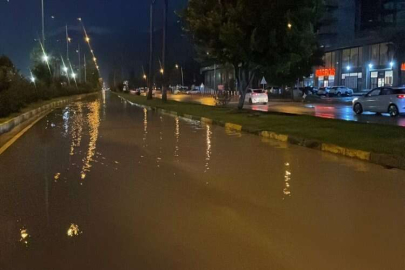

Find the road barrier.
xmin=0 ymin=93 xmax=98 ymax=136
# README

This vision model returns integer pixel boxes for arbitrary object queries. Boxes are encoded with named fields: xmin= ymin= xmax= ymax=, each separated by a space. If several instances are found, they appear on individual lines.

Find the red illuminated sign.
xmin=401 ymin=63 xmax=405 ymax=71
xmin=315 ymin=68 xmax=336 ymax=77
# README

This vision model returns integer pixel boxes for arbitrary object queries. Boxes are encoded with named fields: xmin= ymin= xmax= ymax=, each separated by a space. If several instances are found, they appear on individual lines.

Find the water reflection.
xmin=70 ymin=102 xmax=84 ymax=156
xmin=143 ymin=108 xmax=148 ymax=149
xmin=67 ymin=224 xmax=82 ymax=237
xmin=19 ymin=228 xmax=29 ymax=246
xmin=174 ymin=117 xmax=180 ymax=158
xmin=80 ymin=100 xmax=101 ymax=180
xmin=225 ymin=126 xmax=242 ymax=137
xmin=205 ymin=124 xmax=212 ymax=172
xmin=283 ymin=163 xmax=292 ymax=199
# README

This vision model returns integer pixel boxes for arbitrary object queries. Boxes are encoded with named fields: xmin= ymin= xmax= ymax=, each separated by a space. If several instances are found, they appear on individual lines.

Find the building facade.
xmin=315 ymin=0 xmax=405 ymax=91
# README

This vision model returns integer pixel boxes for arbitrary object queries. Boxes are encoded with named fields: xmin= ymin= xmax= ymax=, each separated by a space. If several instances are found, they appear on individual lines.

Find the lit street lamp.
xmin=42 ymin=55 xmax=49 ymax=63
xmin=176 ymin=64 xmax=184 ymax=86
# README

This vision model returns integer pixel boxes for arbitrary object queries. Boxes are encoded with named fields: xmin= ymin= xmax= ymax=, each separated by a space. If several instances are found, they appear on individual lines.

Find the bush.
xmin=0 ymin=55 xmax=100 ymax=118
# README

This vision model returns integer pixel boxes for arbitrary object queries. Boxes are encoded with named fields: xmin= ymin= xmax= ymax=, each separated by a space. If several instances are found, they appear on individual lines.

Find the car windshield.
xmin=253 ymin=90 xmax=264 ymax=93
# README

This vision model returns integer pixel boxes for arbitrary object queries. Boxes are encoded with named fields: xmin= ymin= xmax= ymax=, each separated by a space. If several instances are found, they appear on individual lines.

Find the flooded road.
xmin=1 ymin=92 xmax=405 ymax=270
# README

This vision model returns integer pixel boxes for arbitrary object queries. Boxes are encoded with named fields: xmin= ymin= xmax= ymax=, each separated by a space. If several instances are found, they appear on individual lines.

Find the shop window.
xmin=324 ymin=52 xmax=332 ymax=68
xmin=371 ymin=44 xmax=379 ymax=64
xmin=358 ymin=47 xmax=363 ymax=66
xmin=343 ymin=49 xmax=351 ymax=67
xmin=385 ymin=70 xmax=393 ymax=86
xmin=379 ymin=43 xmax=389 ymax=65
xmin=350 ymin=48 xmax=359 ymax=67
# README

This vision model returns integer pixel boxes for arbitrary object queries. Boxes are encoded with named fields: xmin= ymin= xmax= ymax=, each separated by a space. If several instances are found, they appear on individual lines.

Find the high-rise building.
xmin=314 ymin=0 xmax=405 ymax=90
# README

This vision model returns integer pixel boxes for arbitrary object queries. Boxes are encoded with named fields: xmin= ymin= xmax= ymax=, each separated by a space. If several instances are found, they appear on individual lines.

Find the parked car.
xmin=352 ymin=87 xmax=405 ymax=117
xmin=329 ymin=86 xmax=354 ymax=97
xmin=245 ymin=89 xmax=268 ymax=105
xmin=317 ymin=87 xmax=331 ymax=96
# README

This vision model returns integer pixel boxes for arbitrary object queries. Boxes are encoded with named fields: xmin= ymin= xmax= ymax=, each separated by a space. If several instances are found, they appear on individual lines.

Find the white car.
xmin=329 ymin=86 xmax=354 ymax=97
xmin=353 ymin=87 xmax=405 ymax=117
xmin=245 ymin=89 xmax=268 ymax=105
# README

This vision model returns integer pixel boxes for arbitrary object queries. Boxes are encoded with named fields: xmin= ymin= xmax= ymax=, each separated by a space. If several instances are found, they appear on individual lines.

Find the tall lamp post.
xmin=41 ymin=0 xmax=45 ymax=47
xmin=147 ymin=0 xmax=157 ymax=100
xmin=161 ymin=0 xmax=168 ymax=102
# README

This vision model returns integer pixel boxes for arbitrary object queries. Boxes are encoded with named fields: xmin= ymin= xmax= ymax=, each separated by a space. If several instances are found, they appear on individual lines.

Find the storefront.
xmin=342 ymin=72 xmax=363 ymax=91
xmin=370 ymin=70 xmax=393 ymax=89
xmin=315 ymin=68 xmax=336 ymax=88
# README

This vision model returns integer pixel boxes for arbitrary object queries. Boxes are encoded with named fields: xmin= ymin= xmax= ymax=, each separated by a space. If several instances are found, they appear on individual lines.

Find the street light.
xmin=368 ymin=63 xmax=373 ymax=69
xmin=287 ymin=23 xmax=292 ymax=29
xmin=176 ymin=64 xmax=184 ymax=86
xmin=160 ymin=68 xmax=164 ymax=74
xmin=71 ymin=73 xmax=77 ymax=78
xmin=31 ymin=76 xmax=36 ymax=83
xmin=85 ymin=37 xmax=90 ymax=43
xmin=42 ymin=55 xmax=49 ymax=62
xmin=143 ymin=74 xmax=147 ymax=80
xmin=346 ymin=65 xmax=351 ymax=71
xmin=390 ymin=61 xmax=394 ymax=68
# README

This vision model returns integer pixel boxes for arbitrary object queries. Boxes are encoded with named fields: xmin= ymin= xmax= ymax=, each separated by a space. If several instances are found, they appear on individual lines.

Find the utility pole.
xmin=41 ymin=0 xmax=45 ymax=47
xmin=147 ymin=0 xmax=156 ymax=100
xmin=84 ymin=54 xmax=87 ymax=83
xmin=161 ymin=0 xmax=168 ymax=102
xmin=65 ymin=25 xmax=69 ymax=61
xmin=77 ymin=44 xmax=81 ymax=83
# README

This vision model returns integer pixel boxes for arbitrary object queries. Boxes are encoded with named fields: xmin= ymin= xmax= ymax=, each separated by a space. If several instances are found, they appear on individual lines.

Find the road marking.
xmin=0 ymin=111 xmax=49 ymax=156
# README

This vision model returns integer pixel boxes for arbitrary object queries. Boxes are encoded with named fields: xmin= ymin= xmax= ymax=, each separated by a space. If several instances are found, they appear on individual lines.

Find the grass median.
xmin=117 ymin=92 xmax=405 ymax=157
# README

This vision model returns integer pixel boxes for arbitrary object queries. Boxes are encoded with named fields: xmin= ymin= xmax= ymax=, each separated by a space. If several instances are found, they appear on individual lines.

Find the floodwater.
xmin=0 ymin=92 xmax=404 ymax=270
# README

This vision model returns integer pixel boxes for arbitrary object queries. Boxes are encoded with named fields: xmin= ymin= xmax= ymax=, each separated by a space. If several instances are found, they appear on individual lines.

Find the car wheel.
xmin=388 ymin=104 xmax=399 ymax=117
xmin=337 ymin=92 xmax=342 ymax=97
xmin=249 ymin=98 xmax=253 ymax=105
xmin=354 ymin=103 xmax=363 ymax=115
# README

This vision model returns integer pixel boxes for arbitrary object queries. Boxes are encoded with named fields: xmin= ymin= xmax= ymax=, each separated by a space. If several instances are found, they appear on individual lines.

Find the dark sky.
xmin=0 ymin=0 xmax=190 ymax=79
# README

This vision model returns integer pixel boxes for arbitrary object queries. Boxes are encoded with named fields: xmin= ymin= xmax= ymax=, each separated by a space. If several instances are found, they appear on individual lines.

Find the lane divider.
xmin=116 ymin=93 xmax=405 ymax=171
xmin=0 ymin=111 xmax=50 ymax=155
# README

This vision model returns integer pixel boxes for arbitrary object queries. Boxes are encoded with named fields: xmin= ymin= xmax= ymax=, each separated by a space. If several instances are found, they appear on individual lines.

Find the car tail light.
xmin=397 ymin=94 xmax=405 ymax=99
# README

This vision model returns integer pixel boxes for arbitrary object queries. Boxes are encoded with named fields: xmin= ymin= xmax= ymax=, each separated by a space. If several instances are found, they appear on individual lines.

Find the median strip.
xmin=115 ymin=92 xmax=405 ymax=171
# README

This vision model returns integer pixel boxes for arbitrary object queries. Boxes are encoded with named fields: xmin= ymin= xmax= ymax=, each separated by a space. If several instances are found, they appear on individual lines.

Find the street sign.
xmin=261 ymin=77 xmax=267 ymax=85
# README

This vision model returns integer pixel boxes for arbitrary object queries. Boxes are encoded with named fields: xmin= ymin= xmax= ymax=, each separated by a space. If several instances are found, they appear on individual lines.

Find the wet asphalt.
xmin=0 ymin=91 xmax=405 ymax=270
xmin=163 ymin=93 xmax=405 ymax=127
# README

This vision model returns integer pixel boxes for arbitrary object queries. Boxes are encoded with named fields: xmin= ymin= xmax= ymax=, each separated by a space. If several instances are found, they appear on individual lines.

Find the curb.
xmin=0 ymin=93 xmax=97 ymax=136
xmin=116 ymin=93 xmax=405 ymax=171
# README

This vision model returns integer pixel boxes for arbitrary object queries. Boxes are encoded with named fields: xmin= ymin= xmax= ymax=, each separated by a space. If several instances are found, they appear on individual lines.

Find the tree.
xmin=0 ymin=55 xmax=16 ymax=92
xmin=30 ymin=45 xmax=53 ymax=86
xmin=181 ymin=0 xmax=324 ymax=109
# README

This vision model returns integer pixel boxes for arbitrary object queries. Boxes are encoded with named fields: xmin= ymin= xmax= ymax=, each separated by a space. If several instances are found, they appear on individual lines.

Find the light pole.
xmin=41 ymin=0 xmax=45 ymax=47
xmin=76 ymin=44 xmax=81 ymax=83
xmin=66 ymin=25 xmax=71 ymax=61
xmin=161 ymin=0 xmax=168 ymax=102
xmin=147 ymin=0 xmax=156 ymax=100
xmin=176 ymin=64 xmax=184 ymax=86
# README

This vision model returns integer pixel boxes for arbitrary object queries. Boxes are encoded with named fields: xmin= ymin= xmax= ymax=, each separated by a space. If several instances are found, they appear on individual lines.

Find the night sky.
xmin=0 ymin=0 xmax=190 ymax=79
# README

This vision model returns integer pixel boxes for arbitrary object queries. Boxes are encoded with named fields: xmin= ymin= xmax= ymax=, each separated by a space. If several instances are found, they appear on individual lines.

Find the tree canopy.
xmin=182 ymin=0 xmax=324 ymax=108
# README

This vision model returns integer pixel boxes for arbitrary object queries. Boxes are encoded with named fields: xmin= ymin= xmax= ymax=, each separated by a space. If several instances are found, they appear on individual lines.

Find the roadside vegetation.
xmin=0 ymin=54 xmax=100 ymax=118
xmin=117 ymin=92 xmax=405 ymax=158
